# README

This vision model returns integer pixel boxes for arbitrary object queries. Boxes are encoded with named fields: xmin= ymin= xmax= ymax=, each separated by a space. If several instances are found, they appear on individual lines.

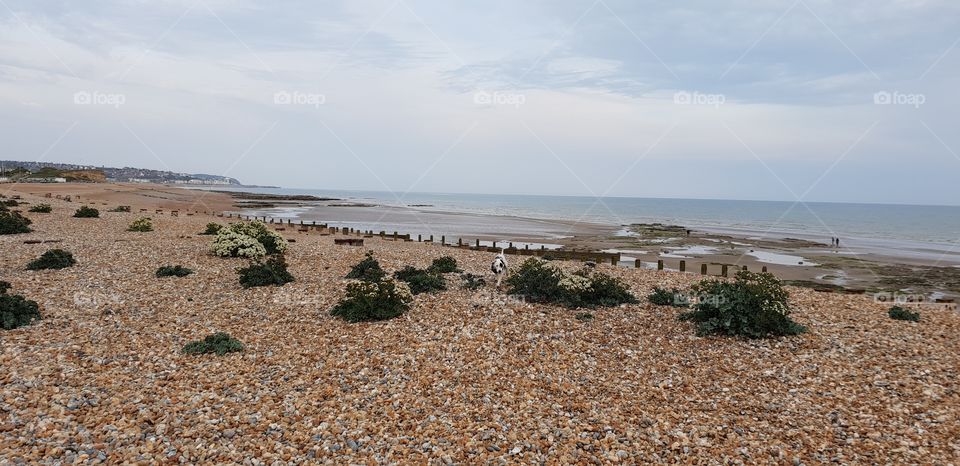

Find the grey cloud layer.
xmin=0 ymin=0 xmax=957 ymax=204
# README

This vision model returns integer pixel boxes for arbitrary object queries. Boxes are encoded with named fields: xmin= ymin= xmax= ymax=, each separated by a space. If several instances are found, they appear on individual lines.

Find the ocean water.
xmin=212 ymin=187 xmax=960 ymax=252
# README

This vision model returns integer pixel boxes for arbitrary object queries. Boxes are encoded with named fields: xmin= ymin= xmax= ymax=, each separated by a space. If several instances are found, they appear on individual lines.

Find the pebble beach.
xmin=2 ymin=187 xmax=959 ymax=464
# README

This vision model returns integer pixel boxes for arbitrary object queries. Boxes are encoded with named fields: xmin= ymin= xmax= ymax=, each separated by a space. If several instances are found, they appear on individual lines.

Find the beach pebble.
xmin=0 ymin=191 xmax=957 ymax=464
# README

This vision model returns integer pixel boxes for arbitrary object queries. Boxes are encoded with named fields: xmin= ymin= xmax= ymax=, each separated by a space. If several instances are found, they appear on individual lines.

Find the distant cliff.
xmin=0 ymin=161 xmax=241 ymax=185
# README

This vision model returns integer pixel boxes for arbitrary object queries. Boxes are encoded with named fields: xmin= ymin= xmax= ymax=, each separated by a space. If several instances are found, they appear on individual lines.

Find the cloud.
xmin=0 ymin=0 xmax=957 ymax=204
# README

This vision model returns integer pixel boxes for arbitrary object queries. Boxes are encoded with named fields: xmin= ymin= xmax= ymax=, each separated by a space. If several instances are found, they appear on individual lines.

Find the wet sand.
xmin=228 ymin=197 xmax=960 ymax=298
xmin=6 ymin=183 xmax=958 ymax=298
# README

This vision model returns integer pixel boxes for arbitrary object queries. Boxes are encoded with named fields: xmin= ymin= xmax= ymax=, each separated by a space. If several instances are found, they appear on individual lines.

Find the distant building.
xmin=173 ymin=179 xmax=232 ymax=185
xmin=22 ymin=177 xmax=67 ymax=183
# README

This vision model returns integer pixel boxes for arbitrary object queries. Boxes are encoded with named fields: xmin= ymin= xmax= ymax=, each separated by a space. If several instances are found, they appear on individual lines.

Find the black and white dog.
xmin=490 ymin=249 xmax=508 ymax=287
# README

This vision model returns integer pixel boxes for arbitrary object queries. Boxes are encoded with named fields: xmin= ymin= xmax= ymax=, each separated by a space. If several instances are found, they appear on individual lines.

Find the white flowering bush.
xmin=210 ymin=221 xmax=288 ymax=258
xmin=228 ymin=221 xmax=287 ymax=255
xmin=211 ymin=230 xmax=267 ymax=259
xmin=558 ymin=274 xmax=592 ymax=294
xmin=330 ymin=279 xmax=413 ymax=322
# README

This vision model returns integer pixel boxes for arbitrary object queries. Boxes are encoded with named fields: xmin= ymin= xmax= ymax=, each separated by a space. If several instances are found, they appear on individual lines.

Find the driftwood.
xmin=334 ymin=238 xmax=364 ymax=247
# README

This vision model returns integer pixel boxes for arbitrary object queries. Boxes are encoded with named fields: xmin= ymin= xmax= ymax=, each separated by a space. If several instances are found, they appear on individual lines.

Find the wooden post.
xmin=679 ymin=260 xmax=686 ymax=272
xmin=721 ymin=265 xmax=728 ymax=277
xmin=458 ymin=238 xmax=463 ymax=247
xmin=429 ymin=235 xmax=434 ymax=242
xmin=476 ymin=239 xmax=480 ymax=247
xmin=418 ymin=234 xmax=422 ymax=242
xmin=525 ymin=244 xmax=529 ymax=250
xmin=393 ymin=231 xmax=398 ymax=240
xmin=701 ymin=264 xmax=708 ymax=275
xmin=635 ymin=259 xmax=642 ymax=268
xmin=441 ymin=235 xmax=445 ymax=245
xmin=762 ymin=266 xmax=768 ymax=273
xmin=657 ymin=260 xmax=664 ymax=270
xmin=493 ymin=241 xmax=497 ymax=249
xmin=509 ymin=242 xmax=514 ymax=249
xmin=742 ymin=266 xmax=748 ymax=271
xmin=611 ymin=256 xmax=618 ymax=266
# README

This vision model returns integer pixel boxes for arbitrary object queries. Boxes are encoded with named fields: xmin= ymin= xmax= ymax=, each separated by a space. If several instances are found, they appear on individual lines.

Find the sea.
xmin=204 ymin=187 xmax=960 ymax=262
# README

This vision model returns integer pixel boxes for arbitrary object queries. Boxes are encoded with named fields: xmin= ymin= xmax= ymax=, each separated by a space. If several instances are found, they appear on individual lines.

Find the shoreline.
xmin=8 ymin=183 xmax=959 ymax=298
xmin=211 ymin=187 xmax=960 ymax=298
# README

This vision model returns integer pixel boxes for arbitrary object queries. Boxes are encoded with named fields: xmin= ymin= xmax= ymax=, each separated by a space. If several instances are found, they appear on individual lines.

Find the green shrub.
xmin=679 ymin=271 xmax=806 ymax=339
xmin=27 ymin=249 xmax=76 ymax=270
xmin=127 ymin=217 xmax=153 ymax=232
xmin=28 ymin=204 xmax=52 ymax=213
xmin=460 ymin=273 xmax=486 ymax=290
xmin=330 ymin=279 xmax=413 ymax=322
xmin=582 ymin=272 xmax=640 ymax=307
xmin=506 ymin=258 xmax=637 ymax=308
xmin=182 ymin=332 xmax=243 ymax=355
xmin=506 ymin=258 xmax=564 ymax=303
xmin=648 ymin=287 xmax=688 ymax=307
xmin=73 ymin=206 xmax=100 ymax=218
xmin=237 ymin=255 xmax=294 ymax=288
xmin=201 ymin=223 xmax=223 ymax=235
xmin=109 ymin=206 xmax=131 ymax=212
xmin=1 ymin=293 xmax=41 ymax=330
xmin=888 ymin=306 xmax=920 ymax=322
xmin=345 ymin=251 xmax=386 ymax=282
xmin=393 ymin=265 xmax=423 ymax=281
xmin=3 ymin=199 xmax=18 ymax=207
xmin=0 ymin=281 xmax=10 ymax=294
xmin=393 ymin=266 xmax=446 ymax=295
xmin=427 ymin=256 xmax=459 ymax=274
xmin=156 ymin=265 xmax=193 ymax=278
xmin=0 ymin=211 xmax=32 ymax=235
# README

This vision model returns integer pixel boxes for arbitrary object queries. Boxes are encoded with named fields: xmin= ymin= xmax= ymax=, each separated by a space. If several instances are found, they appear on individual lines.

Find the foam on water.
xmin=659 ymin=246 xmax=718 ymax=258
xmin=747 ymin=250 xmax=819 ymax=267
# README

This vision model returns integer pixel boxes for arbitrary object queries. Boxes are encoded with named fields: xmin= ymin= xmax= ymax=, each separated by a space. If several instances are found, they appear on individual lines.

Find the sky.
xmin=0 ymin=0 xmax=958 ymax=205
